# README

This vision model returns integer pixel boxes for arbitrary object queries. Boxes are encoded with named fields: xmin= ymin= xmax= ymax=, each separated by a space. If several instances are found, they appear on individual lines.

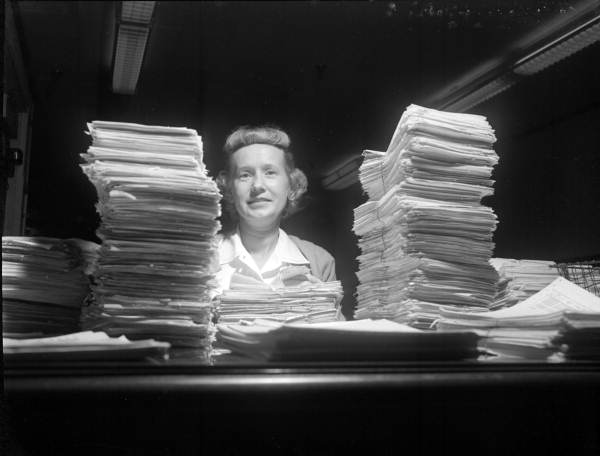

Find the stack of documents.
xmin=217 ymin=280 xmax=344 ymax=324
xmin=553 ymin=311 xmax=600 ymax=360
xmin=490 ymin=258 xmax=559 ymax=309
xmin=354 ymin=105 xmax=499 ymax=327
xmin=217 ymin=318 xmax=480 ymax=362
xmin=3 ymin=331 xmax=170 ymax=362
xmin=80 ymin=121 xmax=221 ymax=359
xmin=2 ymin=236 xmax=98 ymax=338
xmin=438 ymin=277 xmax=600 ymax=360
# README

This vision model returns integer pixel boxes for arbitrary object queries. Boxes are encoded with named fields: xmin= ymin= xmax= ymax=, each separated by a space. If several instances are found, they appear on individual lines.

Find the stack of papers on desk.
xmin=217 ymin=318 xmax=480 ymax=362
xmin=2 ymin=237 xmax=98 ymax=338
xmin=3 ymin=331 xmax=170 ymax=362
xmin=490 ymin=258 xmax=559 ymax=309
xmin=354 ymin=104 xmax=499 ymax=328
xmin=438 ymin=277 xmax=600 ymax=360
xmin=553 ymin=311 xmax=600 ymax=360
xmin=80 ymin=121 xmax=221 ymax=360
xmin=217 ymin=280 xmax=344 ymax=324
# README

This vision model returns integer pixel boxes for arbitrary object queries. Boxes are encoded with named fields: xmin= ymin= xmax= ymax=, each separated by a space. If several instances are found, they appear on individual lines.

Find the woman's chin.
xmin=241 ymin=210 xmax=282 ymax=226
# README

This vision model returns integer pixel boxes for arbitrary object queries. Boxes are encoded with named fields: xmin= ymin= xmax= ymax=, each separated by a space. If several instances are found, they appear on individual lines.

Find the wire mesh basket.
xmin=554 ymin=260 xmax=600 ymax=297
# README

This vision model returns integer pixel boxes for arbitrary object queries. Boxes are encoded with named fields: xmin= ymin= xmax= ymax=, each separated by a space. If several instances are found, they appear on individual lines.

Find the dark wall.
xmin=492 ymin=106 xmax=600 ymax=261
xmin=486 ymin=42 xmax=600 ymax=262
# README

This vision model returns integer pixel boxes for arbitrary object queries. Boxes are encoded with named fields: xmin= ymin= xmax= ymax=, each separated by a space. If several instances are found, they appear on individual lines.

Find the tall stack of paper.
xmin=217 ymin=279 xmax=344 ymax=324
xmin=79 ymin=121 xmax=221 ymax=360
xmin=2 ymin=237 xmax=98 ymax=338
xmin=438 ymin=277 xmax=600 ymax=360
xmin=490 ymin=258 xmax=559 ymax=309
xmin=354 ymin=104 xmax=499 ymax=328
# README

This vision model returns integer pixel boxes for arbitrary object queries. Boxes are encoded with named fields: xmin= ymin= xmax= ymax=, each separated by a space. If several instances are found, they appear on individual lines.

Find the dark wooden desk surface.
xmin=4 ymin=361 xmax=600 ymax=455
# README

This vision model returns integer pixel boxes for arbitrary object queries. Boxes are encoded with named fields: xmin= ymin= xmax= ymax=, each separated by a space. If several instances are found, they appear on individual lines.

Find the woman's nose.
xmin=250 ymin=175 xmax=266 ymax=194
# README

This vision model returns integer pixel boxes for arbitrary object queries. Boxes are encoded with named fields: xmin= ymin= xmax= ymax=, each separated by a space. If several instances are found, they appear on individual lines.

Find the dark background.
xmin=9 ymin=1 xmax=600 ymax=316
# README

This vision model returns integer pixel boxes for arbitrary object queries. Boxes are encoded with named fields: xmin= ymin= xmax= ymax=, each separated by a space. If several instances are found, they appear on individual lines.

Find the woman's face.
xmin=230 ymin=144 xmax=291 ymax=228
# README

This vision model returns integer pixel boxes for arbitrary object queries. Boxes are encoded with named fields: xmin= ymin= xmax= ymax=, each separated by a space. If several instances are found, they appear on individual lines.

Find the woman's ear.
xmin=288 ymin=168 xmax=308 ymax=200
xmin=216 ymin=170 xmax=233 ymax=202
xmin=216 ymin=170 xmax=228 ymax=186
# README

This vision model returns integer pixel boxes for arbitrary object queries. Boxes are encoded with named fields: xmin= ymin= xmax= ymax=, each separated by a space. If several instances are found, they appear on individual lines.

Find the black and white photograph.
xmin=2 ymin=1 xmax=600 ymax=454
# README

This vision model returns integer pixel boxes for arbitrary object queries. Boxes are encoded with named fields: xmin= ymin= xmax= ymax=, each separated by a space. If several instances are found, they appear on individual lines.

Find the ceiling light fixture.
xmin=321 ymin=155 xmax=363 ymax=191
xmin=121 ymin=0 xmax=155 ymax=23
xmin=112 ymin=1 xmax=156 ymax=95
xmin=513 ymin=16 xmax=600 ymax=76
xmin=425 ymin=1 xmax=600 ymax=113
xmin=444 ymin=75 xmax=517 ymax=112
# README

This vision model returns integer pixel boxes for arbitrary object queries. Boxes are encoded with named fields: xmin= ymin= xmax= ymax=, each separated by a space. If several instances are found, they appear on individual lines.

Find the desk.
xmin=4 ymin=361 xmax=600 ymax=455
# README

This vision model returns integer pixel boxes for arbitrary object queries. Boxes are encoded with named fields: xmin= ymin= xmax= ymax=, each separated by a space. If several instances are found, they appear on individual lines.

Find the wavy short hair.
xmin=216 ymin=125 xmax=308 ymax=221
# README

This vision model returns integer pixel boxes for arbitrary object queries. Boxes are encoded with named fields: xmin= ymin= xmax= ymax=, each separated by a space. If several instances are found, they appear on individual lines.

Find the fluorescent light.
xmin=425 ymin=3 xmax=600 ymax=112
xmin=322 ymin=168 xmax=360 ymax=191
xmin=446 ymin=76 xmax=516 ymax=112
xmin=322 ymin=155 xmax=362 ymax=190
xmin=111 ymin=2 xmax=156 ymax=94
xmin=121 ymin=1 xmax=155 ymax=24
xmin=112 ymin=24 xmax=149 ymax=95
xmin=514 ymin=17 xmax=600 ymax=76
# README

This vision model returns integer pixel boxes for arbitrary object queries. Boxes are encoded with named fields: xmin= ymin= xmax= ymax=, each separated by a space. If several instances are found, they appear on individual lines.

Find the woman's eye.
xmin=265 ymin=170 xmax=277 ymax=176
xmin=238 ymin=172 xmax=251 ymax=180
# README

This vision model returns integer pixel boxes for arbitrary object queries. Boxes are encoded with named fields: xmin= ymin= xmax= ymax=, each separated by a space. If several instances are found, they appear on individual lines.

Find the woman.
xmin=216 ymin=125 xmax=336 ymax=290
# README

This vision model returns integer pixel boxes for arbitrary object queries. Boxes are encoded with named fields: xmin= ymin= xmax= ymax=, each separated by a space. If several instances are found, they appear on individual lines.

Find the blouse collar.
xmin=219 ymin=228 xmax=308 ymax=267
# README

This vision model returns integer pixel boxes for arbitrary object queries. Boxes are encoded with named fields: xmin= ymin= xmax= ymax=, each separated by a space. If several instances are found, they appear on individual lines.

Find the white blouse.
xmin=216 ymin=228 xmax=311 ymax=291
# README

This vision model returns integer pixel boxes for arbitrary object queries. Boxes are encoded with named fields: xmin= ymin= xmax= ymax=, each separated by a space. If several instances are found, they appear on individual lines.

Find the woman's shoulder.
xmin=287 ymin=234 xmax=336 ymax=281
xmin=288 ymin=235 xmax=333 ymax=259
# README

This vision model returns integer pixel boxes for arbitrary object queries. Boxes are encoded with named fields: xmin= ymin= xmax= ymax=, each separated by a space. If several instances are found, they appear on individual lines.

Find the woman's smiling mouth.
xmin=248 ymin=198 xmax=271 ymax=205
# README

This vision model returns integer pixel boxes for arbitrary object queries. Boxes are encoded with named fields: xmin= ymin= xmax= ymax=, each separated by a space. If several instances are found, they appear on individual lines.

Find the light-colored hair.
xmin=217 ymin=125 xmax=308 ymax=220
